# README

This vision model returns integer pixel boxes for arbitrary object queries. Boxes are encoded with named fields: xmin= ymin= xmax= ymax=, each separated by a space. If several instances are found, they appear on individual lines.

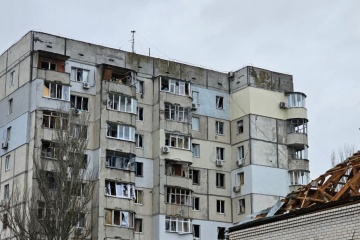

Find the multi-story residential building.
xmin=0 ymin=31 xmax=309 ymax=240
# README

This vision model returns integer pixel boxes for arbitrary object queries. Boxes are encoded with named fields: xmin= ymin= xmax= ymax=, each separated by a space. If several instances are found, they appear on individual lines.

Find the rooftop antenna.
xmin=131 ymin=30 xmax=136 ymax=53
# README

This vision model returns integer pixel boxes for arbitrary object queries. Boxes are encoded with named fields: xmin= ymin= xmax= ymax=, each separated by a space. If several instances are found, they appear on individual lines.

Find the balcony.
xmin=165 ymin=204 xmax=193 ymax=219
xmin=288 ymin=158 xmax=309 ymax=171
xmin=287 ymin=107 xmax=307 ymax=119
xmin=33 ymin=68 xmax=70 ymax=85
xmin=287 ymin=133 xmax=308 ymax=147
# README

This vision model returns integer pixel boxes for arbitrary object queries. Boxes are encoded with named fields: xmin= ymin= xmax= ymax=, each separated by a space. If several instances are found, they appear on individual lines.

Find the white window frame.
xmin=105 ymin=209 xmax=134 ymax=228
xmin=189 ymin=169 xmax=200 ymax=185
xmin=166 ymin=187 xmax=192 ymax=206
xmin=216 ymin=147 xmax=224 ymax=161
xmin=71 ymin=95 xmax=89 ymax=111
xmin=216 ymin=96 xmax=224 ymax=109
xmin=105 ymin=150 xmax=135 ymax=170
xmin=216 ymin=173 xmax=225 ymax=188
xmin=105 ymin=180 xmax=136 ymax=199
xmin=237 ymin=146 xmax=244 ymax=161
xmin=134 ymin=190 xmax=143 ymax=205
xmin=165 ymin=133 xmax=191 ymax=150
xmin=5 ymin=156 xmax=10 ymax=172
xmin=106 ymin=122 xmax=135 ymax=141
xmin=165 ymin=103 xmax=189 ymax=123
xmin=216 ymin=200 xmax=225 ymax=214
xmin=215 ymin=121 xmax=224 ymax=135
xmin=71 ymin=67 xmax=90 ymax=83
xmin=239 ymin=199 xmax=245 ymax=214
xmin=43 ymin=82 xmax=70 ymax=101
xmin=165 ymin=217 xmax=192 ymax=234
xmin=136 ymin=80 xmax=144 ymax=94
xmin=160 ymin=77 xmax=191 ymax=96
xmin=237 ymin=120 xmax=244 ymax=134
xmin=4 ymin=184 xmax=9 ymax=200
xmin=192 ymin=117 xmax=200 ymax=131
xmin=192 ymin=91 xmax=199 ymax=105
xmin=10 ymin=71 xmax=15 ymax=86
xmin=135 ymin=134 xmax=143 ymax=148
xmin=107 ymin=93 xmax=137 ymax=114
xmin=192 ymin=144 xmax=200 ymax=157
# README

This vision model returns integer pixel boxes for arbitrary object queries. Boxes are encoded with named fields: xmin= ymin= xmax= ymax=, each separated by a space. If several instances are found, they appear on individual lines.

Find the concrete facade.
xmin=0 ymin=31 xmax=309 ymax=240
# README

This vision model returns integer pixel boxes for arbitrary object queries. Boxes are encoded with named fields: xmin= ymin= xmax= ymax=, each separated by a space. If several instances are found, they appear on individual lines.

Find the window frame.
xmin=5 ymin=155 xmax=10 ymax=172
xmin=165 ymin=217 xmax=192 ymax=234
xmin=70 ymin=95 xmax=89 ymax=111
xmin=165 ymin=133 xmax=191 ymax=150
xmin=237 ymin=146 xmax=244 ymax=161
xmin=10 ymin=70 xmax=15 ymax=86
xmin=135 ymin=218 xmax=143 ymax=233
xmin=192 ymin=144 xmax=200 ymax=158
xmin=216 ymin=173 xmax=225 ymax=188
xmin=216 ymin=200 xmax=225 ymax=214
xmin=43 ymin=82 xmax=70 ymax=101
xmin=107 ymin=93 xmax=137 ymax=114
xmin=135 ymin=134 xmax=143 ymax=148
xmin=239 ymin=199 xmax=245 ymax=214
xmin=216 ymin=147 xmax=224 ymax=161
xmin=135 ymin=162 xmax=143 ymax=177
xmin=104 ymin=209 xmax=135 ymax=228
xmin=216 ymin=96 xmax=224 ymax=109
xmin=192 ymin=117 xmax=200 ymax=131
xmin=136 ymin=107 xmax=144 ymax=121
xmin=105 ymin=150 xmax=135 ymax=171
xmin=4 ymin=184 xmax=9 ymax=200
xmin=134 ymin=190 xmax=143 ymax=205
xmin=193 ymin=197 xmax=200 ymax=211
xmin=70 ymin=67 xmax=90 ymax=83
xmin=165 ymin=103 xmax=190 ymax=123
xmin=189 ymin=169 xmax=200 ymax=185
xmin=160 ymin=77 xmax=191 ymax=96
xmin=237 ymin=120 xmax=244 ymax=134
xmin=104 ymin=180 xmax=136 ymax=199
xmin=215 ymin=121 xmax=224 ymax=135
xmin=136 ymin=80 xmax=144 ymax=94
xmin=165 ymin=187 xmax=192 ymax=206
xmin=106 ymin=122 xmax=135 ymax=142
xmin=8 ymin=98 xmax=13 ymax=115
xmin=192 ymin=91 xmax=199 ymax=105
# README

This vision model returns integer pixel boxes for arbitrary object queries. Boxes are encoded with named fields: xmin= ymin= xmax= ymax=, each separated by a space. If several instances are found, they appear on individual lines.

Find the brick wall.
xmin=229 ymin=201 xmax=360 ymax=240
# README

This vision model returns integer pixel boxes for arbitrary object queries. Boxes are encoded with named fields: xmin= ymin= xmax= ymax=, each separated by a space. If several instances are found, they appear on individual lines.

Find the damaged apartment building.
xmin=0 ymin=31 xmax=309 ymax=240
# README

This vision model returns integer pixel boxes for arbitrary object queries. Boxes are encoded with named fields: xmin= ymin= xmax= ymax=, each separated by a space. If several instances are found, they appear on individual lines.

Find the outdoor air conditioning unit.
xmin=2 ymin=142 xmax=8 ymax=149
xmin=279 ymin=102 xmax=287 ymax=109
xmin=233 ymin=186 xmax=241 ymax=193
xmin=237 ymin=159 xmax=244 ymax=167
xmin=216 ymin=160 xmax=224 ymax=167
xmin=191 ymin=103 xmax=197 ymax=111
xmin=162 ymin=146 xmax=170 ymax=153
xmin=83 ymin=82 xmax=90 ymax=89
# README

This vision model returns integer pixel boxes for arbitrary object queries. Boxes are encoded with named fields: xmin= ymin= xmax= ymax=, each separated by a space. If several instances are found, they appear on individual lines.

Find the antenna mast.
xmin=131 ymin=30 xmax=136 ymax=53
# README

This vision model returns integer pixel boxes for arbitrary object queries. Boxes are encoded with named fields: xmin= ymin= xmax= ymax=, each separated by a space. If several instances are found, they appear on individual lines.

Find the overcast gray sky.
xmin=1 ymin=0 xmax=359 ymax=178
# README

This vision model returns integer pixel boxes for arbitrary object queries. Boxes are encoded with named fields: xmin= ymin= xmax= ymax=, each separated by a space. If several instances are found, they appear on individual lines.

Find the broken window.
xmin=43 ymin=82 xmax=70 ymax=101
xmin=237 ymin=120 xmax=244 ymax=133
xmin=70 ymin=95 xmax=89 ymax=111
xmin=289 ymin=171 xmax=310 ymax=185
xmin=71 ymin=67 xmax=90 ymax=83
xmin=3 ymin=214 xmax=8 ymax=230
xmin=5 ymin=155 xmax=10 ymax=172
xmin=70 ymin=124 xmax=88 ymax=139
xmin=165 ymin=217 xmax=192 ymax=234
xmin=135 ymin=134 xmax=143 ymax=148
xmin=4 ymin=184 xmax=9 ymax=199
xmin=160 ymin=77 xmax=191 ymax=96
xmin=236 ymin=172 xmax=245 ymax=185
xmin=193 ymin=197 xmax=200 ymax=211
xmin=135 ymin=218 xmax=143 ymax=233
xmin=105 ymin=150 xmax=135 ymax=170
xmin=137 ymin=107 xmax=144 ymax=121
xmin=239 ymin=199 xmax=245 ymax=214
xmin=216 ymin=173 xmax=225 ymax=188
xmin=216 ymin=200 xmax=225 ymax=214
xmin=217 ymin=227 xmax=225 ymax=240
xmin=68 ymin=152 xmax=88 ymax=169
xmin=192 ymin=144 xmax=200 ymax=157
xmin=216 ymin=147 xmax=224 ymax=161
xmin=165 ymin=133 xmax=190 ymax=150
xmin=190 ymin=169 xmax=200 ymax=184
xmin=8 ymin=98 xmax=13 ymax=115
xmin=41 ymin=61 xmax=56 ymax=70
xmin=104 ymin=209 xmax=134 ymax=228
xmin=136 ymin=80 xmax=144 ymax=94
xmin=46 ymin=172 xmax=56 ymax=190
xmin=43 ymin=111 xmax=68 ymax=130
xmin=192 ymin=117 xmax=199 ymax=131
xmin=166 ymin=187 xmax=192 ymax=206
xmin=192 ymin=91 xmax=199 ymax=105
xmin=287 ymin=93 xmax=306 ymax=108
xmin=134 ymin=190 xmax=143 ymax=204
xmin=38 ymin=201 xmax=46 ymax=220
xmin=106 ymin=122 xmax=135 ymax=141
xmin=216 ymin=121 xmax=224 ymax=135
xmin=41 ymin=140 xmax=59 ymax=159
xmin=216 ymin=96 xmax=224 ymax=109
xmin=104 ymin=180 xmax=136 ymax=199
xmin=164 ymin=103 xmax=190 ymax=123
xmin=107 ymin=93 xmax=137 ymax=114
xmin=287 ymin=118 xmax=308 ymax=134
xmin=165 ymin=161 xmax=189 ymax=178
xmin=110 ymin=71 xmax=134 ymax=85
xmin=135 ymin=162 xmax=143 ymax=176
xmin=237 ymin=146 xmax=244 ymax=160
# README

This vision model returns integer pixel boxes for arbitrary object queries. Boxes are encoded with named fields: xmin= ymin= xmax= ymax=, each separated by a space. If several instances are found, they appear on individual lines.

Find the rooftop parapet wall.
xmin=230 ymin=66 xmax=293 ymax=93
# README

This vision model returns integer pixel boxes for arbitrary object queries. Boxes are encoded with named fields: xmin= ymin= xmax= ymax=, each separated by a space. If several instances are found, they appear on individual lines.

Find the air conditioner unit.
xmin=233 ymin=186 xmax=241 ymax=193
xmin=216 ymin=160 xmax=224 ymax=167
xmin=279 ymin=102 xmax=287 ymax=109
xmin=83 ymin=82 xmax=90 ymax=89
xmin=237 ymin=159 xmax=244 ymax=167
xmin=2 ymin=142 xmax=8 ymax=149
xmin=191 ymin=103 xmax=197 ymax=111
xmin=162 ymin=146 xmax=170 ymax=153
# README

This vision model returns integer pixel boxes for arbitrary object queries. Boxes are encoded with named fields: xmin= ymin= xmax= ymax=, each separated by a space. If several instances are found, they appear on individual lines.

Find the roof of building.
xmin=229 ymin=150 xmax=360 ymax=232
